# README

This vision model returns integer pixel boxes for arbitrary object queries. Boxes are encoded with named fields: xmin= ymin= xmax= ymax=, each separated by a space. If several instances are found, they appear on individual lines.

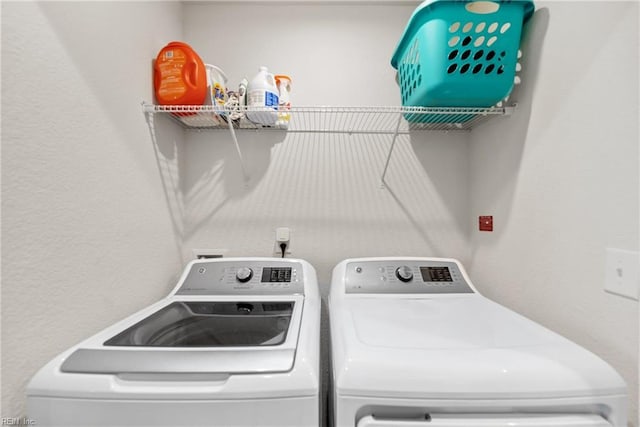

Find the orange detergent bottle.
xmin=154 ymin=41 xmax=207 ymax=106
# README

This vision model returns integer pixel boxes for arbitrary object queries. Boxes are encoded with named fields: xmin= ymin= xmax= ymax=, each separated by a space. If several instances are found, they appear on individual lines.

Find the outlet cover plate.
xmin=604 ymin=248 xmax=639 ymax=300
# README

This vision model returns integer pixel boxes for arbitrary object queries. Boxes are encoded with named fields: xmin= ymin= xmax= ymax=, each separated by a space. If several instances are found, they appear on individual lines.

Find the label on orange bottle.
xmin=157 ymin=48 xmax=187 ymax=101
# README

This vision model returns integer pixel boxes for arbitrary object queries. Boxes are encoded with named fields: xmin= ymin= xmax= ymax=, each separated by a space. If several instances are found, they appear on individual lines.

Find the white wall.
xmin=1 ymin=1 xmax=184 ymax=419
xmin=181 ymin=3 xmax=472 ymax=287
xmin=468 ymin=2 xmax=639 ymax=424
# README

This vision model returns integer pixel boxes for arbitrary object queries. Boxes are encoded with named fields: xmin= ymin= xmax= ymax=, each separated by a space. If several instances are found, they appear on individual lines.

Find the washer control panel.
xmin=177 ymin=261 xmax=304 ymax=295
xmin=345 ymin=260 xmax=473 ymax=294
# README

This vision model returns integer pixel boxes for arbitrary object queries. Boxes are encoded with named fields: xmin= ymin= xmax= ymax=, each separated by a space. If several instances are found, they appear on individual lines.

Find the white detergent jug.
xmin=246 ymin=66 xmax=279 ymax=126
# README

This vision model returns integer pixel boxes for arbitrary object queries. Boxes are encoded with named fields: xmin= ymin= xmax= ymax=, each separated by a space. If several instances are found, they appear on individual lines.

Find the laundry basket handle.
xmin=465 ymin=1 xmax=500 ymax=14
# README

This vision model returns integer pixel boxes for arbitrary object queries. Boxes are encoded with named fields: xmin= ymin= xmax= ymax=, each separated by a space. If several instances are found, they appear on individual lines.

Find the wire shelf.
xmin=142 ymin=103 xmax=514 ymax=134
xmin=142 ymin=102 xmax=516 ymax=185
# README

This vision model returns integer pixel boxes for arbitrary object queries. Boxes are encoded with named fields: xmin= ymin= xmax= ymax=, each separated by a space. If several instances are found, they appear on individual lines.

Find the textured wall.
xmin=181 ymin=3 xmax=472 ymax=286
xmin=468 ymin=2 xmax=639 ymax=424
xmin=1 ymin=1 xmax=184 ymax=418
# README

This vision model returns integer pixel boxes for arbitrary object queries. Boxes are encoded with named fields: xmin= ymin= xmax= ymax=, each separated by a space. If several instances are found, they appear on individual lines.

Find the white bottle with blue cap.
xmin=246 ymin=66 xmax=279 ymax=126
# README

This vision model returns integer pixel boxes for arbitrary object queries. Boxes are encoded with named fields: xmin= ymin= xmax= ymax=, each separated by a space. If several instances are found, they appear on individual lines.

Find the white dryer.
xmin=28 ymin=257 xmax=320 ymax=427
xmin=329 ymin=257 xmax=627 ymax=427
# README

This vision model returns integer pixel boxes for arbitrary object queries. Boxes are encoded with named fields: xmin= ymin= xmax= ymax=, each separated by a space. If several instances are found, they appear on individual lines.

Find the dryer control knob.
xmin=236 ymin=267 xmax=253 ymax=283
xmin=395 ymin=266 xmax=413 ymax=282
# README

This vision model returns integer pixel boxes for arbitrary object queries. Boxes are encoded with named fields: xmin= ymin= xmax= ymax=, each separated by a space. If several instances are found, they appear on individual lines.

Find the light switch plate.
xmin=604 ymin=248 xmax=639 ymax=300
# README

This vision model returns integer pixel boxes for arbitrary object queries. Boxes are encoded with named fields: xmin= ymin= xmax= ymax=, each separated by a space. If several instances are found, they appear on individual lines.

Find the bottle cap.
xmin=275 ymin=75 xmax=292 ymax=84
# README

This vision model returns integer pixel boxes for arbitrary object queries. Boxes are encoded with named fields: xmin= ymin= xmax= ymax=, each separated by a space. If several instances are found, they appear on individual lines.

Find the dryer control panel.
xmin=177 ymin=261 xmax=304 ymax=295
xmin=345 ymin=260 xmax=474 ymax=294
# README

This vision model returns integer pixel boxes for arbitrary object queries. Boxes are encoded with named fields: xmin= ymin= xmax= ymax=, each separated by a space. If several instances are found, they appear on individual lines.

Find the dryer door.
xmin=357 ymin=414 xmax=612 ymax=427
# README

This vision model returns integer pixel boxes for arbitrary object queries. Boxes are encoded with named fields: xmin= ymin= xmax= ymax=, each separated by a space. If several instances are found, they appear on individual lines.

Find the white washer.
xmin=28 ymin=257 xmax=320 ymax=427
xmin=329 ymin=257 xmax=627 ymax=427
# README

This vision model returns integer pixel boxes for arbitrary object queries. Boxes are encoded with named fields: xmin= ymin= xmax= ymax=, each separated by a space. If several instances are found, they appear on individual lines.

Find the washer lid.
xmin=61 ymin=300 xmax=301 ymax=375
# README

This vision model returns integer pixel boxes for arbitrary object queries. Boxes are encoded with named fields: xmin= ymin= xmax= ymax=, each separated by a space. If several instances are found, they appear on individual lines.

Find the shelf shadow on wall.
xmin=179 ymin=130 xmax=286 ymax=242
xmin=381 ymin=131 xmax=471 ymax=258
xmin=144 ymin=112 xmax=187 ymax=256
xmin=382 ymin=178 xmax=441 ymax=253
xmin=144 ymin=115 xmax=287 ymax=247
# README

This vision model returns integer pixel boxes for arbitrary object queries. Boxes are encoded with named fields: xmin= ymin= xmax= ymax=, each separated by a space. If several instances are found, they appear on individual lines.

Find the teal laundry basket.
xmin=391 ymin=0 xmax=534 ymax=120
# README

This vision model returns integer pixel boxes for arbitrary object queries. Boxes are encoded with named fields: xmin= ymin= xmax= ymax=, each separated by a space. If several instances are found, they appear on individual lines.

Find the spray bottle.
xmin=275 ymin=75 xmax=292 ymax=128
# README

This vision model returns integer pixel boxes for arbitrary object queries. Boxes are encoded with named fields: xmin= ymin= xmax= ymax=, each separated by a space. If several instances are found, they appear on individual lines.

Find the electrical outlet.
xmin=604 ymin=248 xmax=639 ymax=300
xmin=192 ymin=249 xmax=228 ymax=260
xmin=273 ymin=227 xmax=292 ymax=256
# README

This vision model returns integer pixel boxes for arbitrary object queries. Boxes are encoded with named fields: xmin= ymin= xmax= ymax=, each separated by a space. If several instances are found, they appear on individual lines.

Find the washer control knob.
xmin=236 ymin=267 xmax=253 ymax=283
xmin=395 ymin=266 xmax=413 ymax=283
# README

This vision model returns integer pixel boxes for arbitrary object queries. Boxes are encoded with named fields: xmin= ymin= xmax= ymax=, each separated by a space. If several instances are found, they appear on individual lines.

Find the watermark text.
xmin=1 ymin=417 xmax=35 ymax=425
